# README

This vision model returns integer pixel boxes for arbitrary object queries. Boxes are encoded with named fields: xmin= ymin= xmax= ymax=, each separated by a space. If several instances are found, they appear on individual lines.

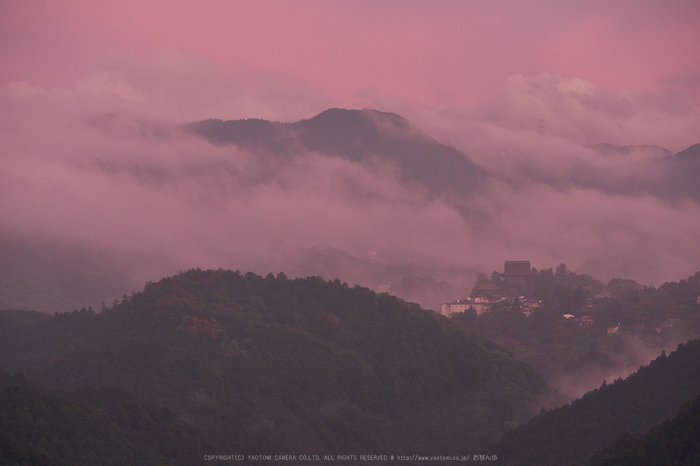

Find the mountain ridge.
xmin=0 ymin=268 xmax=548 ymax=454
xmin=188 ymin=108 xmax=700 ymax=205
xmin=187 ymin=108 xmax=486 ymax=200
xmin=492 ymin=338 xmax=700 ymax=465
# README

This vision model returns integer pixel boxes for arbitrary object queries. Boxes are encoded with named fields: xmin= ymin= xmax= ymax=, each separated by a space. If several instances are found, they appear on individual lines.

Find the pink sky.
xmin=1 ymin=1 xmax=700 ymax=297
xmin=2 ymin=0 xmax=699 ymax=111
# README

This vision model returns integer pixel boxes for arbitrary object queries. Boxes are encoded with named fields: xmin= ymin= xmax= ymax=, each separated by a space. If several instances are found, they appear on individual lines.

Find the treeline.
xmin=0 ymin=269 xmax=547 ymax=455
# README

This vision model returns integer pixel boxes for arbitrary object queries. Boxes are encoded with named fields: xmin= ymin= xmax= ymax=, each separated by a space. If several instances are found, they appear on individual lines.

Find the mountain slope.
xmin=660 ymin=143 xmax=700 ymax=202
xmin=0 ymin=269 xmax=546 ymax=454
xmin=588 ymin=143 xmax=672 ymax=158
xmin=189 ymin=111 xmax=700 ymax=205
xmin=187 ymin=108 xmax=486 ymax=200
xmin=589 ymin=392 xmax=700 ymax=466
xmin=491 ymin=339 xmax=700 ymax=465
xmin=587 ymin=143 xmax=700 ymax=203
xmin=0 ymin=372 xmax=212 ymax=466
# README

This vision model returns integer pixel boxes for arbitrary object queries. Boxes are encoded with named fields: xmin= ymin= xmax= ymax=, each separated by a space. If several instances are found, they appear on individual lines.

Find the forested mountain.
xmin=587 ymin=142 xmax=700 ymax=202
xmin=661 ymin=143 xmax=700 ymax=202
xmin=491 ymin=338 xmax=700 ymax=465
xmin=0 ymin=269 xmax=547 ymax=454
xmin=187 ymin=108 xmax=486 ymax=200
xmin=589 ymin=392 xmax=700 ymax=465
xmin=588 ymin=143 xmax=673 ymax=158
xmin=0 ymin=372 xmax=212 ymax=466
xmin=188 ymin=110 xmax=700 ymax=205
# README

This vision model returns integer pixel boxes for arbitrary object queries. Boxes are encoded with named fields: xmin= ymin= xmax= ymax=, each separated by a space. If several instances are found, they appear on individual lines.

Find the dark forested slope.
xmin=589 ymin=392 xmax=700 ymax=466
xmin=492 ymin=338 xmax=700 ymax=466
xmin=0 ymin=372 xmax=212 ymax=466
xmin=0 ymin=269 xmax=546 ymax=454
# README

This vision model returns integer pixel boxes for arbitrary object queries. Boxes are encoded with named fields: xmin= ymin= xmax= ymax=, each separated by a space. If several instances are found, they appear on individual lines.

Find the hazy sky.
xmin=3 ymin=1 xmax=699 ymax=119
xmin=1 ymin=1 xmax=700 ymax=295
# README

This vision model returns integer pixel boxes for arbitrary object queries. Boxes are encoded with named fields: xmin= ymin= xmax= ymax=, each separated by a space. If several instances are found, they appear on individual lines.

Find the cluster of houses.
xmin=439 ymin=296 xmax=542 ymax=317
xmin=439 ymin=261 xmax=541 ymax=317
xmin=439 ymin=261 xmax=591 ymax=323
xmin=441 ymin=261 xmax=700 ymax=339
xmin=440 ymin=297 xmax=502 ymax=317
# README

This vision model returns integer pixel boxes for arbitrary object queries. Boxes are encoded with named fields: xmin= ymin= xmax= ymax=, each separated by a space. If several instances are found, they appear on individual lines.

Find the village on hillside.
xmin=440 ymin=261 xmax=542 ymax=317
xmin=439 ymin=261 xmax=661 ymax=335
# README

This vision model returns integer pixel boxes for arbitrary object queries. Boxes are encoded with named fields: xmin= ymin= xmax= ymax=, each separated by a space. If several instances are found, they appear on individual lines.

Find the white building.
xmin=439 ymin=297 xmax=497 ymax=317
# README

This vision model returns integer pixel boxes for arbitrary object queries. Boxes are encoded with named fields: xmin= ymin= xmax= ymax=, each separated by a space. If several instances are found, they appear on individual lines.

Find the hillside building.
xmin=471 ymin=283 xmax=502 ymax=299
xmin=440 ymin=297 xmax=500 ymax=317
xmin=503 ymin=261 xmax=532 ymax=281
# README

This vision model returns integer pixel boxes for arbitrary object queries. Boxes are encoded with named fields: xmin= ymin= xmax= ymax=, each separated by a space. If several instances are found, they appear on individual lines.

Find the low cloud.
xmin=549 ymin=334 xmax=691 ymax=401
xmin=1 ymin=58 xmax=699 ymax=312
xmin=475 ymin=73 xmax=700 ymax=151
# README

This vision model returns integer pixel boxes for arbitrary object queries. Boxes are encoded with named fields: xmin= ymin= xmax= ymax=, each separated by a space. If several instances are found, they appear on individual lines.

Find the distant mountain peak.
xmin=673 ymin=143 xmax=700 ymax=161
xmin=588 ymin=143 xmax=673 ymax=157
xmin=186 ymin=108 xmax=485 ymax=199
xmin=302 ymin=107 xmax=412 ymax=130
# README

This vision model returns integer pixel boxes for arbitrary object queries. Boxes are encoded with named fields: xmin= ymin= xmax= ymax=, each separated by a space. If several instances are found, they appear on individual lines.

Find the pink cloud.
xmin=2 ymin=1 xmax=698 ymax=109
xmin=474 ymin=74 xmax=700 ymax=150
xmin=1 ymin=1 xmax=699 ymax=304
xmin=535 ymin=6 xmax=700 ymax=97
xmin=3 ymin=72 xmax=699 ymax=293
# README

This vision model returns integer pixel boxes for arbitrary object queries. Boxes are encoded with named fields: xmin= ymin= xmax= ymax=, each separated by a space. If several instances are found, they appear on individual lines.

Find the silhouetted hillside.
xmin=187 ymin=108 xmax=486 ymax=200
xmin=492 ymin=339 xmax=700 ymax=465
xmin=0 ymin=269 xmax=547 ymax=455
xmin=672 ymin=143 xmax=700 ymax=162
xmin=0 ymin=372 xmax=212 ymax=466
xmin=661 ymin=143 xmax=700 ymax=202
xmin=588 ymin=143 xmax=700 ymax=202
xmin=185 ymin=117 xmax=295 ymax=154
xmin=588 ymin=143 xmax=672 ymax=158
xmin=589 ymin=392 xmax=700 ymax=465
xmin=190 ymin=111 xmax=700 ymax=206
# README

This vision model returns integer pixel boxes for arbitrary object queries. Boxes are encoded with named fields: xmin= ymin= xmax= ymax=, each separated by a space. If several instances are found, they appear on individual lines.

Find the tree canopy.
xmin=0 ymin=268 xmax=547 ymax=454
